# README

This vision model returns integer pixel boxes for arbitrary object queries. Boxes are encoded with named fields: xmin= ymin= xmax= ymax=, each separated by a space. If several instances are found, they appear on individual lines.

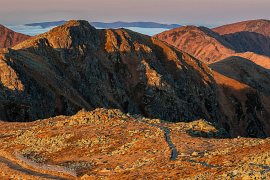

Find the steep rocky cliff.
xmin=0 ymin=20 xmax=270 ymax=137
xmin=0 ymin=20 xmax=221 ymax=122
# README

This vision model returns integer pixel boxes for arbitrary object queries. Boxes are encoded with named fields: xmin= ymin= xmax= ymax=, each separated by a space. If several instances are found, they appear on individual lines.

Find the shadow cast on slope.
xmin=221 ymin=31 xmax=270 ymax=57
xmin=198 ymin=26 xmax=236 ymax=50
xmin=0 ymin=79 xmax=82 ymax=122
xmin=210 ymin=56 xmax=270 ymax=95
xmin=0 ymin=51 xmax=85 ymax=122
xmin=0 ymin=83 xmax=29 ymax=122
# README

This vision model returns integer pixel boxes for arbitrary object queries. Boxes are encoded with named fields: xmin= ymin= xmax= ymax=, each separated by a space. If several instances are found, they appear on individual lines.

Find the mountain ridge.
xmin=155 ymin=19 xmax=270 ymax=62
xmin=1 ymin=20 xmax=270 ymax=137
xmin=213 ymin=19 xmax=270 ymax=37
xmin=154 ymin=25 xmax=236 ymax=63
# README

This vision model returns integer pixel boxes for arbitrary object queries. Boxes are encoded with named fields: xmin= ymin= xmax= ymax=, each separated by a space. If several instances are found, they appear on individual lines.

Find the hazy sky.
xmin=1 ymin=0 xmax=269 ymax=26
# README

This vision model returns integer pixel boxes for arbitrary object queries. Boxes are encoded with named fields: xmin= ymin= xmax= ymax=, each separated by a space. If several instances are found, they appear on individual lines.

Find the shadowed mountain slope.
xmin=211 ymin=56 xmax=270 ymax=95
xmin=219 ymin=31 xmax=270 ymax=57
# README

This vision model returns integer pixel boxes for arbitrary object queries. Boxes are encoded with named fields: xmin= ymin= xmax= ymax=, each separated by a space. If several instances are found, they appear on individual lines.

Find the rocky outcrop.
xmin=0 ymin=20 xmax=270 ymax=137
xmin=0 ymin=25 xmax=30 ymax=48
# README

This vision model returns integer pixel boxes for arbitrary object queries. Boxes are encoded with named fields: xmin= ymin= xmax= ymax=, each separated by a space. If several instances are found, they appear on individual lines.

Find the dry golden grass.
xmin=0 ymin=108 xmax=270 ymax=179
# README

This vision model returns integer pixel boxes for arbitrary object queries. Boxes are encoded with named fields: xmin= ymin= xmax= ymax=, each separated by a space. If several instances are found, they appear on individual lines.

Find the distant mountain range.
xmin=156 ymin=19 xmax=270 ymax=62
xmin=25 ymin=20 xmax=181 ymax=29
xmin=25 ymin=20 xmax=66 ymax=28
xmin=90 ymin=21 xmax=180 ymax=29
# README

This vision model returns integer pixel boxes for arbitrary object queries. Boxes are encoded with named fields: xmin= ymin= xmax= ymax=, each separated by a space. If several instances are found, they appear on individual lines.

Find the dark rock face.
xmin=210 ymin=56 xmax=270 ymax=137
xmin=0 ymin=25 xmax=30 ymax=48
xmin=0 ymin=20 xmax=270 ymax=137
xmin=210 ymin=71 xmax=270 ymax=137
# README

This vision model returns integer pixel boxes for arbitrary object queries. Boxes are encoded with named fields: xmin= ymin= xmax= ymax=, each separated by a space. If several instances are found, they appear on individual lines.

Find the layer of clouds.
xmin=7 ymin=25 xmax=57 ymax=36
xmin=7 ymin=25 xmax=168 ymax=36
